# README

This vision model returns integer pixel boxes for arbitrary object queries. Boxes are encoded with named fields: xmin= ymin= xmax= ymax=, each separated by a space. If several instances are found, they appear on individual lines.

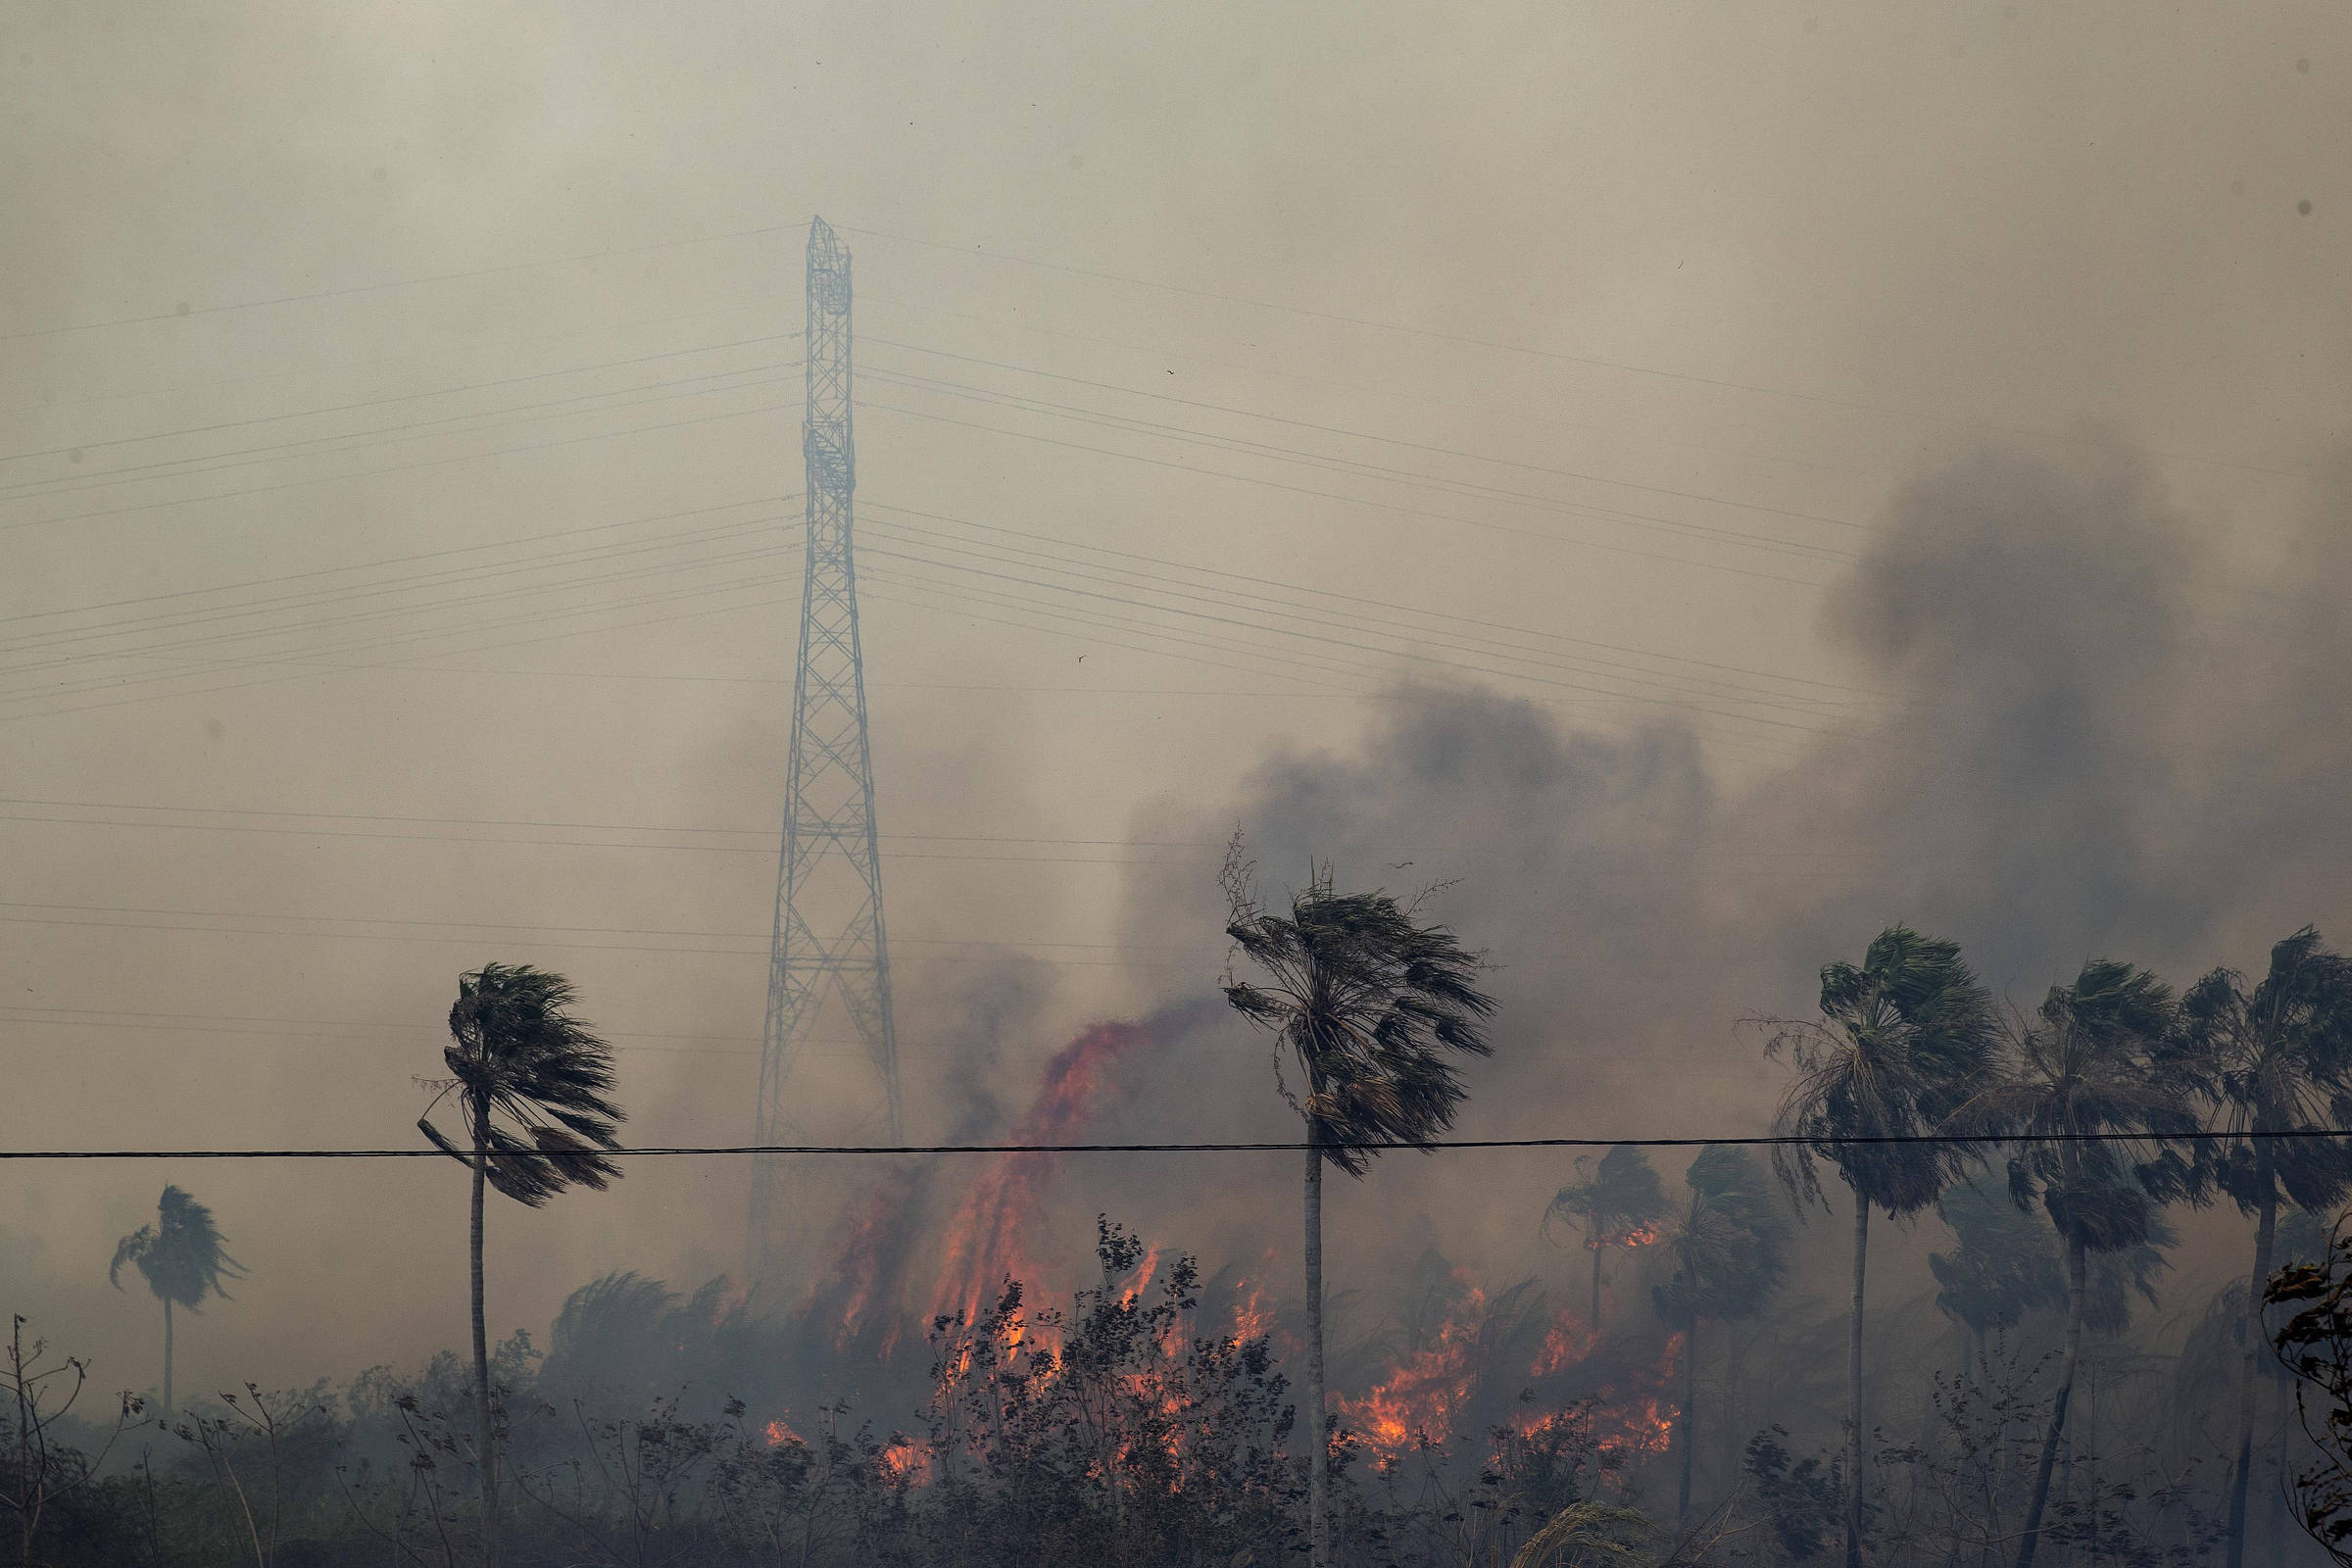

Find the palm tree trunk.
xmin=471 ymin=1121 xmax=497 ymax=1568
xmin=2228 ymin=1180 xmax=2278 ymax=1568
xmin=1591 ymin=1246 xmax=1603 ymax=1333
xmin=162 ymin=1297 xmax=173 ymax=1418
xmin=2014 ymin=1235 xmax=2086 ymax=1568
xmin=1845 ymin=1193 xmax=1868 ymax=1568
xmin=1722 ymin=1328 xmax=1746 ymax=1495
xmin=1304 ymin=1131 xmax=1329 ymax=1568
xmin=1678 ymin=1317 xmax=1698 ymax=1525
xmin=2266 ymin=1355 xmax=2291 ymax=1568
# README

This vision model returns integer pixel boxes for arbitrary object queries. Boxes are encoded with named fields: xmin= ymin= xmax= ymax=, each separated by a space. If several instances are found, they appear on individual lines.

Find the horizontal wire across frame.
xmin=2 ymin=1128 xmax=2346 ymax=1159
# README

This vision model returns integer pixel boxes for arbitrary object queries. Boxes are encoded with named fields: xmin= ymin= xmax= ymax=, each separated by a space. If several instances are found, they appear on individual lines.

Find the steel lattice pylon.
xmin=749 ymin=217 xmax=902 ymax=1281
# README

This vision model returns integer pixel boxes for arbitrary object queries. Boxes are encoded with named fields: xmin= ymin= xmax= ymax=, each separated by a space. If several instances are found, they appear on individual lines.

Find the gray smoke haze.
xmin=8 ymin=0 xmax=2352 ymax=1435
xmin=1060 ymin=435 xmax=2352 ymax=1333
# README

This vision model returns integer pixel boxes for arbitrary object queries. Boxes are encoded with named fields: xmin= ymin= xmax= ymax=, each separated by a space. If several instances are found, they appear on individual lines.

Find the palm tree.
xmin=109 ymin=1184 xmax=244 ymax=1415
xmin=1222 ymin=852 xmax=1495 ymax=1568
xmin=419 ymin=963 xmax=625 ymax=1568
xmin=1651 ymin=1145 xmax=1789 ymax=1525
xmin=2178 ymin=928 xmax=2352 ymax=1568
xmin=1544 ymin=1144 xmax=1671 ymax=1329
xmin=1762 ymin=925 xmax=1997 ymax=1568
xmin=1950 ymin=957 xmax=2196 ymax=1568
xmin=1930 ymin=1176 xmax=2065 ymax=1382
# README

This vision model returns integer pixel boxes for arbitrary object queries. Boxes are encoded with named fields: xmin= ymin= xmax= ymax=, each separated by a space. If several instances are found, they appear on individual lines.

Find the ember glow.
xmin=763 ymin=1417 xmax=801 ymax=1447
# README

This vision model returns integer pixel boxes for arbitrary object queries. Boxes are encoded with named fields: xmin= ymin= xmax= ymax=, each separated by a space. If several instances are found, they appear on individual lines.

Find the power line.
xmin=861 ymin=499 xmax=1887 ymax=703
xmin=860 ymin=398 xmax=1835 ymax=591
xmin=3 ymin=395 xmax=805 ymax=535
xmin=0 ymin=529 xmax=808 ymax=714
xmin=0 ymin=361 xmax=805 ymax=506
xmin=862 ymin=376 xmax=1854 ymax=569
xmin=0 ymin=330 xmax=806 ymax=469
xmin=0 ymin=796 xmax=1212 ymax=849
xmin=854 ymin=571 xmax=1809 ymax=769
xmin=0 ymin=493 xmax=800 ymax=627
xmin=3 ymin=1128 xmax=2346 ymax=1161
xmin=0 ymin=511 xmax=798 ymax=667
xmin=858 ymin=527 xmax=1839 ymax=739
xmin=860 ymin=341 xmax=1875 ymax=541
xmin=857 ymin=287 xmax=1895 ymax=489
xmin=861 ymin=512 xmax=1865 ymax=726
xmin=1 ymin=219 xmax=813 ymax=344
xmin=839 ymin=220 xmax=2308 ymax=482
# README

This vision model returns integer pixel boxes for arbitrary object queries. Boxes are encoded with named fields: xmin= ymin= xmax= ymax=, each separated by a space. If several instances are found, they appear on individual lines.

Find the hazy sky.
xmin=3 ymin=1 xmax=2348 ymax=1401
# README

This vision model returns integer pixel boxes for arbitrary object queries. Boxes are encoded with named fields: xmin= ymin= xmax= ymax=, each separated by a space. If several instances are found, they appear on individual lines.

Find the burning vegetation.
xmin=19 ymin=915 xmax=2352 ymax=1567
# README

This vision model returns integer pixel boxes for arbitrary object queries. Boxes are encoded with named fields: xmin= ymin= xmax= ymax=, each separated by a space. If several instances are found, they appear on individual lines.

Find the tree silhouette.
xmin=1221 ymin=848 xmax=1495 ymax=1568
xmin=1931 ymin=1176 xmax=2065 ymax=1382
xmin=2179 ymin=927 xmax=2352 ymax=1568
xmin=419 ymin=963 xmax=625 ymax=1568
xmin=1952 ymin=957 xmax=2196 ymax=1568
xmin=1544 ymin=1144 xmax=1670 ymax=1330
xmin=1761 ymin=925 xmax=1996 ymax=1568
xmin=1650 ymin=1145 xmax=1789 ymax=1524
xmin=108 ymin=1184 xmax=243 ymax=1416
xmin=2082 ymin=1211 xmax=2176 ymax=1338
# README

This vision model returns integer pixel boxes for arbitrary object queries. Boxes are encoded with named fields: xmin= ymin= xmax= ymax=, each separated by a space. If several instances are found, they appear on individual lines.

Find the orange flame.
xmin=878 ymin=1437 xmax=929 ymax=1483
xmin=1591 ymin=1331 xmax=1683 ymax=1463
xmin=1334 ymin=1272 xmax=1490 ymax=1466
xmin=763 ymin=1417 xmax=801 ymax=1447
xmin=1231 ymin=1279 xmax=1273 ymax=1343
xmin=1531 ymin=1312 xmax=1598 ymax=1377
xmin=929 ymin=1019 xmax=1160 ymax=1328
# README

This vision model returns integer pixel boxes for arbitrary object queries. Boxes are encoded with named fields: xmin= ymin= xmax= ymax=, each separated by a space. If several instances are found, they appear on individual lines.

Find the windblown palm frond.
xmin=419 ymin=962 xmax=626 ymax=1204
xmin=1223 ymin=863 xmax=1495 ymax=1174
xmin=2082 ymin=1210 xmax=2177 ymax=1337
xmin=1952 ymin=958 xmax=2198 ymax=1237
xmin=1651 ymin=1158 xmax=1786 ymax=1330
xmin=110 ymin=1185 xmax=244 ymax=1311
xmin=1545 ymin=1144 xmax=1671 ymax=1251
xmin=1931 ymin=1176 xmax=2064 ymax=1338
xmin=1949 ymin=957 xmax=2192 ymax=1568
xmin=2182 ymin=926 xmax=2352 ymax=1217
xmin=2175 ymin=928 xmax=2352 ymax=1568
xmin=1763 ymin=925 xmax=1997 ymax=1215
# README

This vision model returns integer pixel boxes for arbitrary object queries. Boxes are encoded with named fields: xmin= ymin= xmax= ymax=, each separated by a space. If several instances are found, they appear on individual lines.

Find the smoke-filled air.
xmin=8 ymin=5 xmax=2352 ymax=1567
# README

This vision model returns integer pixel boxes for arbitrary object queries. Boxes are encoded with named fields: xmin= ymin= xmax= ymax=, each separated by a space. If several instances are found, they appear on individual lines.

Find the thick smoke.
xmin=1040 ymin=435 xmax=2352 ymax=1351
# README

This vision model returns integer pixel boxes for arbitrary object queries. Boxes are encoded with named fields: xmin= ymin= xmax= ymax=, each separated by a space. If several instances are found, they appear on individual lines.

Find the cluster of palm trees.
xmin=107 ymin=962 xmax=627 ymax=1568
xmin=1764 ymin=922 xmax=2352 ymax=1568
xmin=90 ymin=877 xmax=2352 ymax=1568
xmin=1538 ymin=1140 xmax=1791 ymax=1530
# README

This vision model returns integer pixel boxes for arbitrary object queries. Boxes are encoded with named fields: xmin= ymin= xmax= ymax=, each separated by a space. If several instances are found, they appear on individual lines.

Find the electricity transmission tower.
xmin=750 ymin=217 xmax=902 ymax=1283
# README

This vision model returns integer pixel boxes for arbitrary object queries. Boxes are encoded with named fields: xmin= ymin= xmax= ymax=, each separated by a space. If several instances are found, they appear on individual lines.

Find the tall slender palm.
xmin=109 ymin=1184 xmax=244 ymax=1416
xmin=1544 ymin=1144 xmax=1670 ymax=1329
xmin=1222 ymin=852 xmax=1495 ymax=1568
xmin=2178 ymin=927 xmax=2352 ymax=1568
xmin=1930 ymin=1177 xmax=2065 ymax=1382
xmin=1763 ymin=925 xmax=1997 ymax=1568
xmin=419 ymin=963 xmax=625 ymax=1568
xmin=1951 ymin=957 xmax=2196 ymax=1568
xmin=1650 ymin=1145 xmax=1788 ymax=1524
